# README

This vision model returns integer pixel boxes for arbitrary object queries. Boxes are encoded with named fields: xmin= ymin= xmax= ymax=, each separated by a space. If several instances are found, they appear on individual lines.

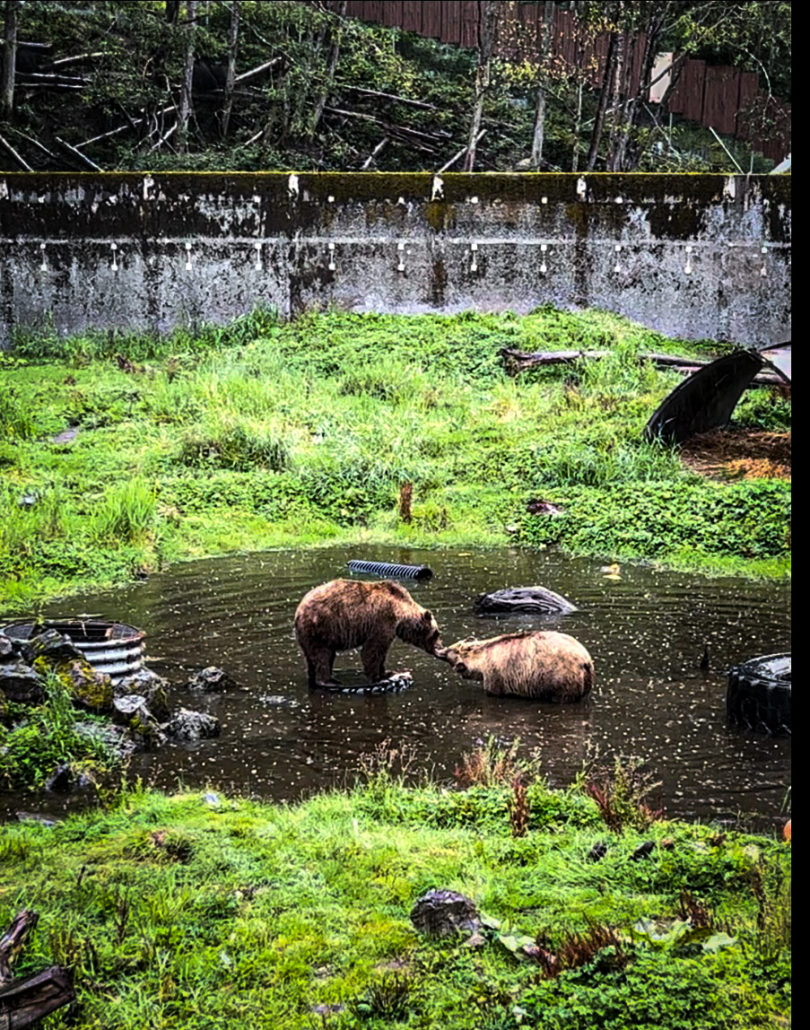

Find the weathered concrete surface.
xmin=0 ymin=172 xmax=790 ymax=346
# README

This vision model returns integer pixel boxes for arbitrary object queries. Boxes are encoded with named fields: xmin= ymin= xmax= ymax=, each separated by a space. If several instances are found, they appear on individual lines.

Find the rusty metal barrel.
xmin=347 ymin=559 xmax=433 ymax=580
xmin=1 ymin=619 xmax=145 ymax=685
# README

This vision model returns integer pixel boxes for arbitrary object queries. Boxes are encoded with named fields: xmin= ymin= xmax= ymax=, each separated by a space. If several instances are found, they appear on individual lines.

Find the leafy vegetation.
xmin=0 ymin=671 xmax=122 ymax=791
xmin=0 ymin=307 xmax=790 ymax=610
xmin=0 ymin=1 xmax=788 ymax=173
xmin=0 ymin=749 xmax=790 ymax=1029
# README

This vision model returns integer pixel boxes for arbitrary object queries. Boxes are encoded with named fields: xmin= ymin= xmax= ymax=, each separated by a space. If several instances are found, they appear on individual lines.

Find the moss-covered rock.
xmin=33 ymin=653 xmax=114 ymax=713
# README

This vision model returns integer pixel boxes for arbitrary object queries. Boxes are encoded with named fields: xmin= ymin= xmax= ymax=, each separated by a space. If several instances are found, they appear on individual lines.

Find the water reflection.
xmin=7 ymin=546 xmax=791 ymax=829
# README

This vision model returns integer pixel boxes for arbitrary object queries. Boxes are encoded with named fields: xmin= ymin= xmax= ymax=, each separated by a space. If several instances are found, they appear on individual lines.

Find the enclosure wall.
xmin=0 ymin=172 xmax=791 ymax=347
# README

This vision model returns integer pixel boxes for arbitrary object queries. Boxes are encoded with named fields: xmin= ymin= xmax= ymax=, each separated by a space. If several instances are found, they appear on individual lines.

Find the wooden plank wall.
xmin=329 ymin=1 xmax=790 ymax=162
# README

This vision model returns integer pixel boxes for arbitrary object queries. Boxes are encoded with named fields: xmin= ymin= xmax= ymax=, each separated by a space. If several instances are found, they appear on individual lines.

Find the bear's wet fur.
xmin=294 ymin=578 xmax=443 ymax=688
xmin=438 ymin=630 xmax=593 ymax=702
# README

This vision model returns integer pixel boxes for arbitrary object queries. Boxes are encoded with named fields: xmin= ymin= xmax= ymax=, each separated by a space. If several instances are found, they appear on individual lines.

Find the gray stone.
xmin=164 ymin=707 xmax=221 ymax=741
xmin=22 ymin=628 xmax=83 ymax=665
xmin=410 ymin=889 xmax=481 ymax=938
xmin=0 ymin=661 xmax=45 ymax=703
xmin=115 ymin=667 xmax=171 ymax=721
xmin=45 ymin=763 xmax=99 ymax=795
xmin=474 ymin=586 xmax=577 ymax=616
xmin=187 ymin=666 xmax=236 ymax=692
xmin=0 ymin=633 xmax=18 ymax=659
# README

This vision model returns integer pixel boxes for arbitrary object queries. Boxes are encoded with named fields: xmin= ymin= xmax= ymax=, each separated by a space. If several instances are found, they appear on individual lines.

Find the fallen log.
xmin=361 ymin=136 xmax=389 ymax=169
xmin=0 ymin=911 xmax=38 ymax=983
xmin=0 ymin=966 xmax=75 ymax=1029
xmin=337 ymin=83 xmax=439 ymax=110
xmin=0 ymin=910 xmax=75 ymax=1028
xmin=499 ymin=348 xmax=787 ymax=388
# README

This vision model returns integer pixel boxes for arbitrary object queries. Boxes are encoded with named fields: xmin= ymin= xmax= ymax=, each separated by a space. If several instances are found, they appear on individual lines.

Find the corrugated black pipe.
xmin=347 ymin=560 xmax=433 ymax=580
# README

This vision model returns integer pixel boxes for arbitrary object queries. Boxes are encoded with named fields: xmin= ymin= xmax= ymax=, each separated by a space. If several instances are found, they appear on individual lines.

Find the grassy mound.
xmin=0 ymin=307 xmax=791 ymax=611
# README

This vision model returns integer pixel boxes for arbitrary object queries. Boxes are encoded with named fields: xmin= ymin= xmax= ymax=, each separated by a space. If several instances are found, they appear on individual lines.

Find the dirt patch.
xmin=679 ymin=428 xmax=791 ymax=482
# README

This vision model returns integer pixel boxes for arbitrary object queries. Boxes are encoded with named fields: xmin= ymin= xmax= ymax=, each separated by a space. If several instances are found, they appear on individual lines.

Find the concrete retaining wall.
xmin=0 ymin=172 xmax=791 ymax=347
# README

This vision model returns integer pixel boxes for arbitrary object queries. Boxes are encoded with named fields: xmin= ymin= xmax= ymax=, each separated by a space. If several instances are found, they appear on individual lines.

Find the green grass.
xmin=0 ymin=307 xmax=791 ymax=612
xmin=0 ymin=769 xmax=791 ymax=1030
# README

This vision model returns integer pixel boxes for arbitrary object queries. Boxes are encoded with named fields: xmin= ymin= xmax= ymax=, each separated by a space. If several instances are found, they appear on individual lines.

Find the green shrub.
xmin=518 ymin=480 xmax=791 ymax=561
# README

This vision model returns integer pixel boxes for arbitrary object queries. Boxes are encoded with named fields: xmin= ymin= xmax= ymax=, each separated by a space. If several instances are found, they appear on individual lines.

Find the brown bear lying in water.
xmin=437 ymin=630 xmax=593 ymax=702
xmin=294 ymin=578 xmax=443 ymax=688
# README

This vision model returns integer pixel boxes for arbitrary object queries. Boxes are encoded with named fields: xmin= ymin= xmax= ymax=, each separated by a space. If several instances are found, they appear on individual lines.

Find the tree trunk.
xmin=221 ymin=0 xmax=239 ymax=138
xmin=607 ymin=26 xmax=633 ymax=170
xmin=1 ymin=0 xmax=21 ymax=122
xmin=529 ymin=0 xmax=556 ymax=169
xmin=463 ymin=0 xmax=497 ymax=172
xmin=176 ymin=0 xmax=197 ymax=153
xmin=311 ymin=0 xmax=347 ymax=135
xmin=586 ymin=27 xmax=619 ymax=170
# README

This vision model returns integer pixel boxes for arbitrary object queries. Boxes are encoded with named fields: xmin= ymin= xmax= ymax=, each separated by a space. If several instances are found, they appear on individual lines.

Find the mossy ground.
xmin=0 ymin=772 xmax=790 ymax=1030
xmin=0 ymin=306 xmax=790 ymax=614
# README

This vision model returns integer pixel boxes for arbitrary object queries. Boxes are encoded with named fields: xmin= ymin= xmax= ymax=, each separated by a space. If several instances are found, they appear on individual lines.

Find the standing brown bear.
xmin=294 ymin=578 xmax=443 ymax=688
xmin=437 ymin=630 xmax=594 ymax=702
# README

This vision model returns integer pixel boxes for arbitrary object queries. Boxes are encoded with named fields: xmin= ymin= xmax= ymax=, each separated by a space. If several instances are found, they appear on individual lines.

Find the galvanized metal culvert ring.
xmin=1 ymin=619 xmax=145 ymax=685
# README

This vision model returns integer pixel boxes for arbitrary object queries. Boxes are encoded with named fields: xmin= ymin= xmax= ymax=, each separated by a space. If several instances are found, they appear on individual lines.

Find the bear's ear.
xmin=422 ymin=609 xmax=433 ymax=622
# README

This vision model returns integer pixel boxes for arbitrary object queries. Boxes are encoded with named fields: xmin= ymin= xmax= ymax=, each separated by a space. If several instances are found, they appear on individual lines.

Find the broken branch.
xmin=55 ymin=135 xmax=103 ymax=170
xmin=0 ymin=132 xmax=33 ymax=171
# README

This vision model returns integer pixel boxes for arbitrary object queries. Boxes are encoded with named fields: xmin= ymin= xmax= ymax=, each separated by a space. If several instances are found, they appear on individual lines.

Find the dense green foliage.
xmin=0 ymin=0 xmax=785 ymax=172
xmin=0 ymin=772 xmax=791 ymax=1029
xmin=0 ymin=307 xmax=790 ymax=610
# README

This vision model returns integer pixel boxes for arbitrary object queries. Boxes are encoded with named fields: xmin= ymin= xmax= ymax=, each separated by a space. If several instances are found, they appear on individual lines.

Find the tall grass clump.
xmin=177 ymin=416 xmax=292 ymax=472
xmin=0 ymin=481 xmax=70 ymax=561
xmin=576 ymin=334 xmax=663 ymax=401
xmin=91 ymin=480 xmax=157 ymax=544
xmin=0 ymin=385 xmax=46 ymax=440
xmin=337 ymin=355 xmax=439 ymax=407
xmin=731 ymin=387 xmax=792 ymax=432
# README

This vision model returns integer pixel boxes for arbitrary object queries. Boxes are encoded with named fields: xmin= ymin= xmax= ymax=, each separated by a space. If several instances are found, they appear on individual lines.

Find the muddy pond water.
xmin=8 ymin=546 xmax=792 ymax=831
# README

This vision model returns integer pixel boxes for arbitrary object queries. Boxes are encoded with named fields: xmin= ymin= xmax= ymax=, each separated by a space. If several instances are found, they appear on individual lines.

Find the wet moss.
xmin=425 ymin=200 xmax=450 ymax=232
xmin=0 ymin=171 xmax=789 ymax=238
xmin=33 ymin=654 xmax=114 ymax=713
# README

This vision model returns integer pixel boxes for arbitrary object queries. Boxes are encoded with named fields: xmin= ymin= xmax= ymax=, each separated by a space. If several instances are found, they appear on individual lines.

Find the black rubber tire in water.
xmin=726 ymin=653 xmax=791 ymax=736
